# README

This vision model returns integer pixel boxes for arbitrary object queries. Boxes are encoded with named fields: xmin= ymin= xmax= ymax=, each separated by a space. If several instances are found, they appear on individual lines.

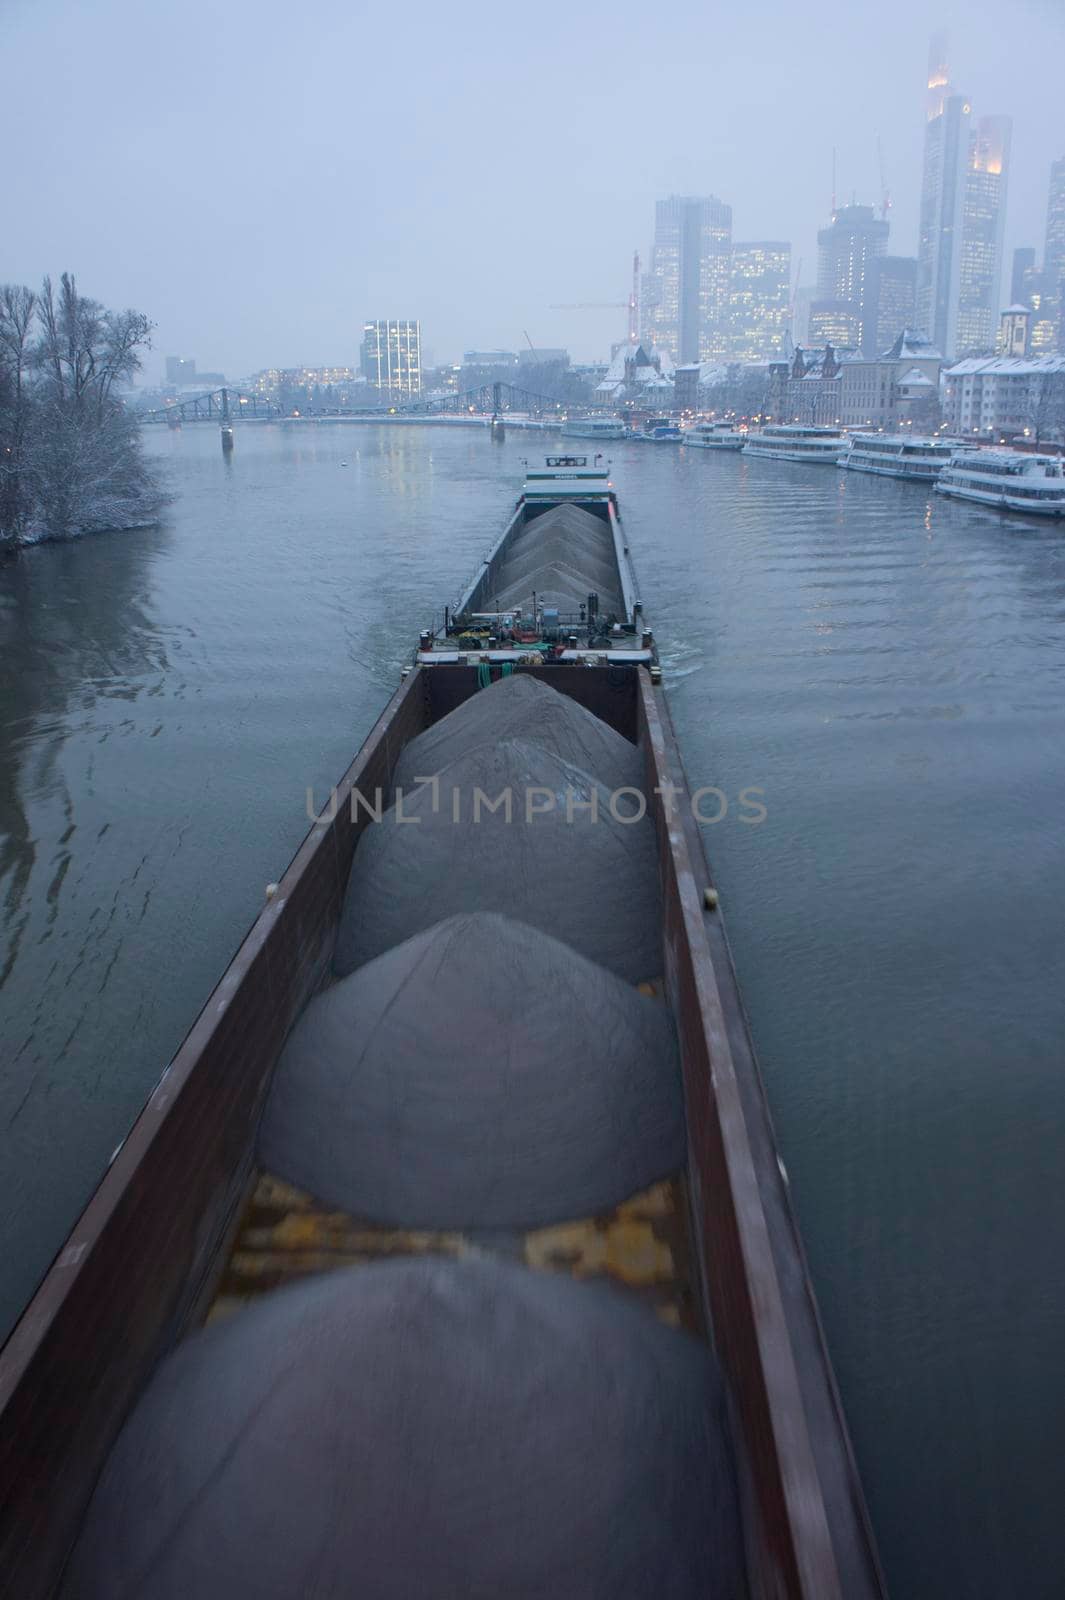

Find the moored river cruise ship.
xmin=684 ymin=421 xmax=746 ymax=450
xmin=743 ymin=423 xmax=845 ymax=464
xmin=840 ymin=433 xmax=955 ymax=481
xmin=934 ymin=449 xmax=1065 ymax=517
xmin=561 ymin=416 xmax=627 ymax=441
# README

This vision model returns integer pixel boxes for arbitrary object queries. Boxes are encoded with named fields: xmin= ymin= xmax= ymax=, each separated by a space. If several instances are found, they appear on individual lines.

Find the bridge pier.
xmin=220 ymin=387 xmax=234 ymax=453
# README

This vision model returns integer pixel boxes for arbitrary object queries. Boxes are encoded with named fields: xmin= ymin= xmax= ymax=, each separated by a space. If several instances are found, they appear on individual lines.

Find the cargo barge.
xmin=0 ymin=459 xmax=885 ymax=1599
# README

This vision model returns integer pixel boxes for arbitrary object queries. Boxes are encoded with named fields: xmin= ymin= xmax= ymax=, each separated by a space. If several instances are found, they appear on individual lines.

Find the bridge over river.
xmin=135 ymin=381 xmax=614 ymax=430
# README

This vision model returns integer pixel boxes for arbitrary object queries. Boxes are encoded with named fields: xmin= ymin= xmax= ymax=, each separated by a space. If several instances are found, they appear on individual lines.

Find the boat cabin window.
xmin=546 ymin=455 xmax=588 ymax=468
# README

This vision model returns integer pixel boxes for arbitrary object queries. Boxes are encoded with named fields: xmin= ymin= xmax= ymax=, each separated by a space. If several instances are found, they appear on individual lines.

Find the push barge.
xmin=0 ymin=459 xmax=885 ymax=1599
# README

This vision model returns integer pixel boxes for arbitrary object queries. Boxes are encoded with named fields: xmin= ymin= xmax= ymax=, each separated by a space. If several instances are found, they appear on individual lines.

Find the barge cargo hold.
xmin=0 ymin=461 xmax=885 ymax=1600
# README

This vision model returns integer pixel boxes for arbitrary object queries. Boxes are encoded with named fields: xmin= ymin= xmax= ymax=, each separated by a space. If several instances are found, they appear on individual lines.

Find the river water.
xmin=2 ymin=422 xmax=1063 ymax=1596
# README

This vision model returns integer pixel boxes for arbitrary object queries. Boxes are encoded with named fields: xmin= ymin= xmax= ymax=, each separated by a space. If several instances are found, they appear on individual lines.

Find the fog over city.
xmin=3 ymin=0 xmax=1062 ymax=376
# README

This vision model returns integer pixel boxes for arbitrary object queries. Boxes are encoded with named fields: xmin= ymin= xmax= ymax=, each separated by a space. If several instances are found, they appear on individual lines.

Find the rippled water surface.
xmin=2 ymin=423 xmax=1064 ymax=1597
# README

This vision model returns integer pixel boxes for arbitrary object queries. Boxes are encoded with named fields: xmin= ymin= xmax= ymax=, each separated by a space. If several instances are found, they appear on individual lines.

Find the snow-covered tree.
xmin=0 ymin=274 xmax=162 ymax=549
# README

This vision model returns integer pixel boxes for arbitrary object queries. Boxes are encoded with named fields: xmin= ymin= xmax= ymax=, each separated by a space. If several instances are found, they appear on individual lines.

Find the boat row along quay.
xmin=0 ymin=459 xmax=886 ymax=1600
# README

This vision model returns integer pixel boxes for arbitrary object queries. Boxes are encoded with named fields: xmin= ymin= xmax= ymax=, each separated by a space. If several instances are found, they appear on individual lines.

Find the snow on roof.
xmin=898 ymin=367 xmax=936 ymax=387
xmin=945 ymin=355 xmax=1065 ymax=376
xmin=881 ymin=329 xmax=944 ymax=362
xmin=1002 ymin=304 xmax=1031 ymax=316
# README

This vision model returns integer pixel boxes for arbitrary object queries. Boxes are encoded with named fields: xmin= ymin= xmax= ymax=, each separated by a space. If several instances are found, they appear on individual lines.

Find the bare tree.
xmin=1027 ymin=370 xmax=1065 ymax=448
xmin=0 ymin=273 xmax=160 ymax=548
xmin=0 ymin=285 xmax=38 ymax=546
xmin=34 ymin=273 xmax=153 ymax=418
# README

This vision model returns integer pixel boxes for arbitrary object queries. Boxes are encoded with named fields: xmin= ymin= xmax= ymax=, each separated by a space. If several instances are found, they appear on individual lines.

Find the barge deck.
xmin=0 ymin=461 xmax=885 ymax=1600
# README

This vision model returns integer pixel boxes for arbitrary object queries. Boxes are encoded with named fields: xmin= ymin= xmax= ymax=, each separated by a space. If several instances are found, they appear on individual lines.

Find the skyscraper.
xmin=643 ymin=195 xmax=732 ymax=363
xmin=916 ymin=38 xmax=971 ymax=356
xmin=360 ymin=321 xmax=422 ymax=396
xmin=816 ymin=204 xmax=889 ymax=353
xmin=727 ymin=243 xmax=791 ymax=361
xmin=1044 ymin=157 xmax=1065 ymax=350
xmin=916 ymin=38 xmax=1010 ymax=358
xmin=865 ymin=256 xmax=918 ymax=354
xmin=1011 ymin=247 xmax=1036 ymax=305
xmin=955 ymin=115 xmax=1011 ymax=354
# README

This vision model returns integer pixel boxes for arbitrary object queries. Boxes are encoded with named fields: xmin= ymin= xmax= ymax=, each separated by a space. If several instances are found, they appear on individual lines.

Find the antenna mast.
xmin=877 ymin=136 xmax=892 ymax=222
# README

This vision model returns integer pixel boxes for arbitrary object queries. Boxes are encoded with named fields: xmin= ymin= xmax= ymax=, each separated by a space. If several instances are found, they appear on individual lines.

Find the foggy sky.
xmin=4 ymin=0 xmax=1062 ymax=378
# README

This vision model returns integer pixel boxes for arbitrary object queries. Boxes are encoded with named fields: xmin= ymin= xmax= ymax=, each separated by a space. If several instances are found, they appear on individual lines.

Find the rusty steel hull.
xmin=0 ymin=663 xmax=885 ymax=1599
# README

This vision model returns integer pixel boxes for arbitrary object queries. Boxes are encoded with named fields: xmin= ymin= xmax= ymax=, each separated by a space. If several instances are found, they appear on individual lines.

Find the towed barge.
xmin=0 ymin=460 xmax=885 ymax=1599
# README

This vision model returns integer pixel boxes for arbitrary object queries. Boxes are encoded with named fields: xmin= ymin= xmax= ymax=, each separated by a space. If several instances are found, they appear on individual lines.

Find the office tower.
xmin=1022 ymin=265 xmax=1057 ymax=352
xmin=645 ymin=195 xmax=732 ymax=362
xmin=808 ymin=301 xmax=863 ymax=349
xmin=817 ymin=204 xmax=889 ymax=354
xmin=996 ymin=305 xmax=1031 ymax=356
xmin=916 ymin=38 xmax=972 ymax=355
xmin=865 ymin=256 xmax=918 ymax=354
xmin=360 ymin=321 xmax=422 ymax=396
xmin=955 ymin=115 xmax=1012 ymax=354
xmin=1044 ymin=157 xmax=1065 ymax=350
xmin=727 ymin=243 xmax=791 ymax=361
xmin=916 ymin=38 xmax=1010 ymax=357
xmin=1011 ymin=247 xmax=1036 ymax=305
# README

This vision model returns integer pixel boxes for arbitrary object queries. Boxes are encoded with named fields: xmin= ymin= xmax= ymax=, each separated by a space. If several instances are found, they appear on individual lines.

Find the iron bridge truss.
xmin=137 ymin=382 xmax=618 ymax=423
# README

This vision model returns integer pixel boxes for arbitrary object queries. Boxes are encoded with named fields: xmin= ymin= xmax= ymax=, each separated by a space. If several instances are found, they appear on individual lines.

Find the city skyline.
xmin=4 ymin=0 xmax=1061 ymax=376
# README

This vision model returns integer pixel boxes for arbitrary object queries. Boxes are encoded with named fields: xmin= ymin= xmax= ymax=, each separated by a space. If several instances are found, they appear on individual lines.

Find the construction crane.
xmin=550 ymin=250 xmax=642 ymax=345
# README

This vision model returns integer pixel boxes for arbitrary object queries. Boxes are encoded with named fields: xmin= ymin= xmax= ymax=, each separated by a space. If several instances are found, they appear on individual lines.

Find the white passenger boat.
xmin=934 ymin=449 xmax=1065 ymax=517
xmin=840 ymin=433 xmax=955 ymax=481
xmin=635 ymin=418 xmax=682 ymax=442
xmin=561 ymin=416 xmax=627 ymax=441
xmin=684 ymin=421 xmax=746 ymax=451
xmin=743 ymin=424 xmax=844 ymax=464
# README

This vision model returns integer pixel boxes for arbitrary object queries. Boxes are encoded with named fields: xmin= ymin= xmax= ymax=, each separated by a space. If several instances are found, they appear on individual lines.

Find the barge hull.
xmin=0 ymin=664 xmax=883 ymax=1600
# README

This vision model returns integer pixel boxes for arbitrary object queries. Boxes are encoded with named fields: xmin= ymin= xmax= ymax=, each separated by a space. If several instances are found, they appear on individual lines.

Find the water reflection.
xmin=1 ymin=426 xmax=1064 ymax=1599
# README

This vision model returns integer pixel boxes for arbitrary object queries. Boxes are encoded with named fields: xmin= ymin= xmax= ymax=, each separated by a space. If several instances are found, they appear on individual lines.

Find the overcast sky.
xmin=4 ymin=0 xmax=1062 ymax=378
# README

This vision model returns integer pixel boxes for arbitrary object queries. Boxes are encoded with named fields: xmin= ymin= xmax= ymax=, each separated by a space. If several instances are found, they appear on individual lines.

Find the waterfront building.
xmin=817 ymin=204 xmax=889 ymax=355
xmin=865 ymin=256 xmax=918 ymax=357
xmin=727 ymin=242 xmax=791 ymax=362
xmin=780 ymin=331 xmax=943 ymax=430
xmin=642 ymin=194 xmax=733 ymax=364
xmin=1044 ymin=157 xmax=1065 ymax=350
xmin=164 ymin=356 xmax=226 ymax=390
xmin=942 ymin=353 xmax=1065 ymax=440
xmin=997 ymin=306 xmax=1031 ymax=358
xmin=462 ymin=350 xmax=518 ymax=368
xmin=360 ymin=320 xmax=422 ymax=397
xmin=593 ymin=342 xmax=673 ymax=407
xmin=517 ymin=348 xmax=569 ymax=368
